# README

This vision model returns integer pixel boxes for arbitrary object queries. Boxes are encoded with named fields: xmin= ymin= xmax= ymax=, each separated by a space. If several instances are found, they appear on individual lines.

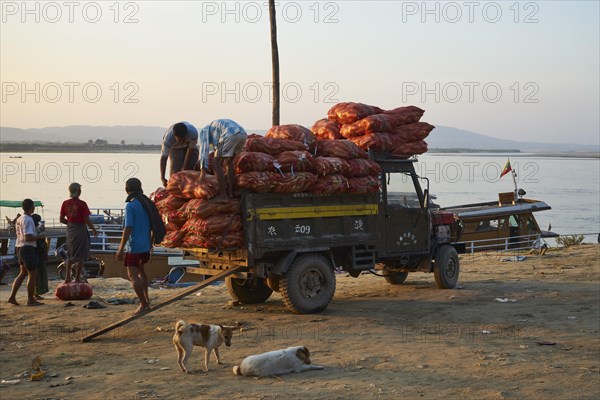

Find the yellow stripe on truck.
xmin=250 ymin=204 xmax=379 ymax=220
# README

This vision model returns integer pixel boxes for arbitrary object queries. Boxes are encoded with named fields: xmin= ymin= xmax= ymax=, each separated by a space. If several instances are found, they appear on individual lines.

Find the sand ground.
xmin=0 ymin=244 xmax=599 ymax=400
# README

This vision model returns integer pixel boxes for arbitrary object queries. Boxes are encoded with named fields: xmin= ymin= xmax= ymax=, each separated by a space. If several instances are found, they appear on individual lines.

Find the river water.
xmin=1 ymin=152 xmax=598 ymax=242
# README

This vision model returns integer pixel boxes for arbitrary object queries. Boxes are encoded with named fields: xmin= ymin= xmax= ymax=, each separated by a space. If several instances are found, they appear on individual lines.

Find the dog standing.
xmin=173 ymin=320 xmax=234 ymax=373
xmin=232 ymin=346 xmax=324 ymax=377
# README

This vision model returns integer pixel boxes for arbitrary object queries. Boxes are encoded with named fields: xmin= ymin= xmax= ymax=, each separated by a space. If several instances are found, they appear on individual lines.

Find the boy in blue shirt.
xmin=116 ymin=178 xmax=152 ymax=315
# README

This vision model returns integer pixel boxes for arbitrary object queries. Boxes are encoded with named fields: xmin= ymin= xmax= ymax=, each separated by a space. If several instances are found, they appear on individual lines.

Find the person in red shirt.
xmin=59 ymin=183 xmax=98 ymax=282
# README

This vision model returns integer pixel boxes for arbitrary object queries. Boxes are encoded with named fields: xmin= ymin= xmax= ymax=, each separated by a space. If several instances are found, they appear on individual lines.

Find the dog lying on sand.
xmin=173 ymin=320 xmax=235 ymax=373
xmin=233 ymin=346 xmax=324 ymax=377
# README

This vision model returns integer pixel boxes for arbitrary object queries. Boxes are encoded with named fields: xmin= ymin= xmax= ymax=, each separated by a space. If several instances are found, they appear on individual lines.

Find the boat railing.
xmin=91 ymin=224 xmax=183 ymax=257
xmin=458 ymin=233 xmax=542 ymax=254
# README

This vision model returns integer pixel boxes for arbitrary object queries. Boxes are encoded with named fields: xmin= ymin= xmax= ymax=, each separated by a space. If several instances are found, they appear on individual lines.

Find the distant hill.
xmin=0 ymin=125 xmax=597 ymax=152
xmin=428 ymin=126 xmax=598 ymax=152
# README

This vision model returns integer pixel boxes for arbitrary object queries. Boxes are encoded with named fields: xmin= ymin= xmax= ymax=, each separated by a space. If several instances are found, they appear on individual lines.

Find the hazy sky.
xmin=1 ymin=0 xmax=599 ymax=145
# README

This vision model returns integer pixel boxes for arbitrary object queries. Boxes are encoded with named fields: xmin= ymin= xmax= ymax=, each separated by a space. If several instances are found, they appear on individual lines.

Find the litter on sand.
xmin=83 ymin=301 xmax=106 ymax=309
xmin=495 ymin=298 xmax=517 ymax=303
xmin=501 ymin=256 xmax=527 ymax=262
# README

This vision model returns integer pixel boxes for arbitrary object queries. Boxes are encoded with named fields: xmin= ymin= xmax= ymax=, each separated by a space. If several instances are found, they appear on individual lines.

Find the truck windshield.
xmin=386 ymin=172 xmax=421 ymax=208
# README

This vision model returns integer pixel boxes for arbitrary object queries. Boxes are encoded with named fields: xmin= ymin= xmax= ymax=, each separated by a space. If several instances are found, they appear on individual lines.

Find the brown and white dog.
xmin=232 ymin=346 xmax=324 ymax=377
xmin=173 ymin=320 xmax=235 ymax=373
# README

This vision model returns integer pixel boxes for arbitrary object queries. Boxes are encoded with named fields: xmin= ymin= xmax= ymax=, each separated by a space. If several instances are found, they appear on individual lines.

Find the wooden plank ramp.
xmin=81 ymin=266 xmax=243 ymax=342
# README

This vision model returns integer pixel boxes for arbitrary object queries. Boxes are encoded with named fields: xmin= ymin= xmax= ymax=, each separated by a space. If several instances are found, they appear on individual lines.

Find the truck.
xmin=183 ymin=156 xmax=464 ymax=314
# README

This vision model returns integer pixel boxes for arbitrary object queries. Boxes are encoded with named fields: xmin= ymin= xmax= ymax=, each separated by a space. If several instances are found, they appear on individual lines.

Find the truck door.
xmin=384 ymin=172 xmax=430 ymax=254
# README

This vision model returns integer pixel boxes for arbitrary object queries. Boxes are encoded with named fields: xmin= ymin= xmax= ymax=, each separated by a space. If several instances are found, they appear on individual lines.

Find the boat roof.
xmin=441 ymin=199 xmax=551 ymax=219
xmin=0 ymin=200 xmax=44 ymax=208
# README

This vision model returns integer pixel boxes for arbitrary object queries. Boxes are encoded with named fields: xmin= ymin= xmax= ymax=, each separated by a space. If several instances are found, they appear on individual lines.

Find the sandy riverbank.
xmin=0 ymin=244 xmax=598 ymax=399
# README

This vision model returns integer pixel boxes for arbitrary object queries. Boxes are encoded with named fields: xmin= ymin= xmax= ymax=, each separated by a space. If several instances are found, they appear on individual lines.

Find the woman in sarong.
xmin=59 ymin=183 xmax=98 ymax=282
xmin=31 ymin=213 xmax=49 ymax=298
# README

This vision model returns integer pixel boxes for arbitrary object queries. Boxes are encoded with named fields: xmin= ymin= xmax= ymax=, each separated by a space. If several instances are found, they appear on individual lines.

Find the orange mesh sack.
xmin=311 ymin=119 xmax=343 ymax=140
xmin=327 ymin=102 xmax=384 ymax=125
xmin=266 ymin=124 xmax=317 ymax=152
xmin=234 ymin=152 xmax=276 ymax=173
xmin=316 ymin=140 xmax=368 ymax=159
xmin=243 ymin=136 xmax=308 ymax=156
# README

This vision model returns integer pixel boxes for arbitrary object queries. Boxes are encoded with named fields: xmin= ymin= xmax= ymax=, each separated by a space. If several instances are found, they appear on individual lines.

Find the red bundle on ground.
xmin=311 ymin=118 xmax=343 ymax=140
xmin=316 ymin=140 xmax=367 ymax=159
xmin=266 ymin=124 xmax=317 ymax=152
xmin=55 ymin=282 xmax=93 ymax=301
xmin=275 ymin=151 xmax=314 ymax=173
xmin=308 ymin=174 xmax=349 ymax=194
xmin=150 ymin=187 xmax=169 ymax=203
xmin=166 ymin=171 xmax=219 ymax=199
xmin=244 ymin=136 xmax=308 ymax=156
xmin=343 ymin=159 xmax=382 ymax=177
xmin=162 ymin=210 xmax=187 ymax=231
xmin=184 ymin=198 xmax=241 ymax=219
xmin=312 ymin=157 xmax=350 ymax=176
xmin=160 ymin=230 xmax=185 ymax=248
xmin=327 ymin=102 xmax=384 ymax=125
xmin=270 ymin=172 xmax=318 ymax=193
xmin=156 ymin=195 xmax=188 ymax=213
xmin=237 ymin=171 xmax=272 ymax=193
xmin=347 ymin=176 xmax=381 ymax=194
xmin=234 ymin=152 xmax=275 ymax=173
xmin=389 ymin=140 xmax=429 ymax=158
xmin=183 ymin=215 xmax=242 ymax=236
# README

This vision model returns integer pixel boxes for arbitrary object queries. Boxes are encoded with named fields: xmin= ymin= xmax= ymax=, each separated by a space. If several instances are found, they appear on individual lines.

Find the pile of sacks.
xmin=152 ymin=181 xmax=243 ymax=249
xmin=236 ymin=125 xmax=382 ymax=195
xmin=311 ymin=102 xmax=434 ymax=158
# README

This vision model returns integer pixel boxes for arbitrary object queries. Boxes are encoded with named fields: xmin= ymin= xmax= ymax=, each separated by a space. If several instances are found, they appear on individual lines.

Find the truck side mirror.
xmin=422 ymin=189 xmax=429 ymax=209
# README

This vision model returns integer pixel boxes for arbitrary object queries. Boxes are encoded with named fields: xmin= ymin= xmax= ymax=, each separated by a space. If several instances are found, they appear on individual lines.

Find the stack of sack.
xmin=236 ymin=124 xmax=381 ymax=195
xmin=312 ymin=102 xmax=434 ymax=158
xmin=151 ymin=177 xmax=242 ymax=249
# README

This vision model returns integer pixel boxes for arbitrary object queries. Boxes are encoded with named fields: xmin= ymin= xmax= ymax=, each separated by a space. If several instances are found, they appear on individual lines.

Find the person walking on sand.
xmin=160 ymin=122 xmax=199 ymax=187
xmin=116 ymin=178 xmax=154 ymax=315
xmin=60 ymin=183 xmax=98 ymax=282
xmin=31 ymin=214 xmax=49 ymax=299
xmin=198 ymin=119 xmax=247 ymax=201
xmin=8 ymin=199 xmax=46 ymax=306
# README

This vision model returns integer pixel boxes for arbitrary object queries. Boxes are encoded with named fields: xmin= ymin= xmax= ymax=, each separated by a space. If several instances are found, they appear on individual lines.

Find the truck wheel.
xmin=226 ymin=277 xmax=273 ymax=304
xmin=383 ymin=271 xmax=409 ymax=285
xmin=280 ymin=254 xmax=336 ymax=314
xmin=434 ymin=246 xmax=459 ymax=289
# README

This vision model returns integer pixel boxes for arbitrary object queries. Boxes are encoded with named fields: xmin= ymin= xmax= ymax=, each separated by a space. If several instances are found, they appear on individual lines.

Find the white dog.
xmin=232 ymin=346 xmax=324 ymax=377
xmin=172 ymin=320 xmax=235 ymax=373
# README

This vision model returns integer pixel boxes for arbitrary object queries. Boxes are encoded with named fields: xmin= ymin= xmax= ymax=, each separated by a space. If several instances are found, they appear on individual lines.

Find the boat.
xmin=441 ymin=191 xmax=558 ymax=253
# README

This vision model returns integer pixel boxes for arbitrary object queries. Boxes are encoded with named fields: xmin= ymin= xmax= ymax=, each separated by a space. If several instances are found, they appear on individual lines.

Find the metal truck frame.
xmin=184 ymin=157 xmax=464 ymax=314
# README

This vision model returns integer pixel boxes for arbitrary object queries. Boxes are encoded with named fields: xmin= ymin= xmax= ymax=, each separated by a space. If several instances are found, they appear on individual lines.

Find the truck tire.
xmin=225 ymin=277 xmax=273 ymax=304
xmin=383 ymin=271 xmax=409 ymax=285
xmin=280 ymin=253 xmax=336 ymax=314
xmin=434 ymin=245 xmax=459 ymax=289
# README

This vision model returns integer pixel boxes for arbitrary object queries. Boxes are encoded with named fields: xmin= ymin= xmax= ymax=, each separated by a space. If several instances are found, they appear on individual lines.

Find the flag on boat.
xmin=500 ymin=158 xmax=512 ymax=178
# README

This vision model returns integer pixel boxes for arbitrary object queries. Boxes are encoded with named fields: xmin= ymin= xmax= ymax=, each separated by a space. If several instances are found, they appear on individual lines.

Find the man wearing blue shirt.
xmin=116 ymin=178 xmax=152 ymax=315
xmin=160 ymin=122 xmax=199 ymax=187
xmin=198 ymin=119 xmax=247 ymax=201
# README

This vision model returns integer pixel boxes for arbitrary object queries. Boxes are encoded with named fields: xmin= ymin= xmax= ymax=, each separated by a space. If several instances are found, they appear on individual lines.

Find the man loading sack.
xmin=198 ymin=119 xmax=247 ymax=201
xmin=160 ymin=122 xmax=199 ymax=187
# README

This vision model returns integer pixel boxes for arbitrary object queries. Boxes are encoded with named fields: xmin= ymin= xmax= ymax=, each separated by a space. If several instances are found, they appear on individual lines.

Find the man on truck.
xmin=160 ymin=122 xmax=199 ymax=187
xmin=198 ymin=119 xmax=247 ymax=201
